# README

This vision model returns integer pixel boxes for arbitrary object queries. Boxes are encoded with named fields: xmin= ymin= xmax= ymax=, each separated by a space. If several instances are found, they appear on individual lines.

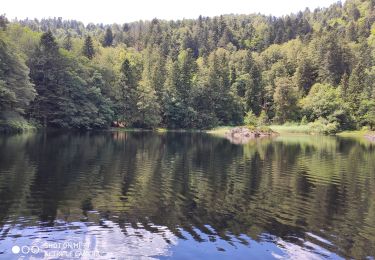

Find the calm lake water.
xmin=0 ymin=131 xmax=374 ymax=259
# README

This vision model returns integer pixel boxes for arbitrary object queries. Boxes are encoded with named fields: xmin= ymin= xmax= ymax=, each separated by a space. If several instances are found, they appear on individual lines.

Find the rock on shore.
xmin=225 ymin=127 xmax=278 ymax=144
xmin=365 ymin=133 xmax=375 ymax=142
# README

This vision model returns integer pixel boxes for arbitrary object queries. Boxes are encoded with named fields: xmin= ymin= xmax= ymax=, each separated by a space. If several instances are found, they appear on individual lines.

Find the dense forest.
xmin=1 ymin=0 xmax=375 ymax=131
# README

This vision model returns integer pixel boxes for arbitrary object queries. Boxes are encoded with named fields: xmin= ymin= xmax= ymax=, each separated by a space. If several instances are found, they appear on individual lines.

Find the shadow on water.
xmin=0 ymin=131 xmax=374 ymax=259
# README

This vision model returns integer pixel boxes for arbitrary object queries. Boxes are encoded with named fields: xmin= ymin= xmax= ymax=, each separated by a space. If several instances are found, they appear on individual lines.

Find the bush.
xmin=308 ymin=118 xmax=339 ymax=135
xmin=300 ymin=115 xmax=308 ymax=125
xmin=257 ymin=110 xmax=269 ymax=126
xmin=0 ymin=111 xmax=36 ymax=132
xmin=244 ymin=111 xmax=258 ymax=127
xmin=257 ymin=125 xmax=274 ymax=133
xmin=246 ymin=125 xmax=256 ymax=131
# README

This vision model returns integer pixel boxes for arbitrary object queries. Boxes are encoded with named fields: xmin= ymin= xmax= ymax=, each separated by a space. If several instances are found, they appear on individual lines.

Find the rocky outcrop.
xmin=225 ymin=127 xmax=278 ymax=144
xmin=365 ymin=133 xmax=375 ymax=142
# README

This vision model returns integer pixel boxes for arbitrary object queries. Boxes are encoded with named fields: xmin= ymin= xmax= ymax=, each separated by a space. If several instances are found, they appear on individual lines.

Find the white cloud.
xmin=2 ymin=0 xmax=340 ymax=24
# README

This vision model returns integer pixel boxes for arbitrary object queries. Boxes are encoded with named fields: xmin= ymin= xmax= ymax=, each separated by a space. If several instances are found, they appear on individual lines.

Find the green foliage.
xmin=63 ymin=33 xmax=72 ymax=51
xmin=82 ymin=35 xmax=95 ymax=59
xmin=164 ymin=49 xmax=197 ymax=128
xmin=116 ymin=58 xmax=139 ymax=125
xmin=307 ymin=118 xmax=340 ymax=135
xmin=137 ymin=83 xmax=161 ymax=129
xmin=0 ymin=32 xmax=36 ymax=113
xmin=301 ymin=83 xmax=342 ymax=120
xmin=301 ymin=83 xmax=354 ymax=130
xmin=244 ymin=111 xmax=258 ymax=127
xmin=294 ymin=57 xmax=317 ymax=95
xmin=28 ymin=32 xmax=113 ymax=129
xmin=0 ymin=1 xmax=375 ymax=131
xmin=358 ymin=99 xmax=375 ymax=129
xmin=257 ymin=110 xmax=269 ymax=126
xmin=0 ymin=111 xmax=36 ymax=132
xmin=273 ymin=77 xmax=299 ymax=123
xmin=103 ymin=28 xmax=113 ymax=47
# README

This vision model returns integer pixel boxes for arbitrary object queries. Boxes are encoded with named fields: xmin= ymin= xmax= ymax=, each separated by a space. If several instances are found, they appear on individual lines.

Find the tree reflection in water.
xmin=0 ymin=131 xmax=374 ymax=259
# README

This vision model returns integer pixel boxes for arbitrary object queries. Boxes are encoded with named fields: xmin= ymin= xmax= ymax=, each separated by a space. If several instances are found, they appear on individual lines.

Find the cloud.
xmin=2 ymin=0 xmax=339 ymax=24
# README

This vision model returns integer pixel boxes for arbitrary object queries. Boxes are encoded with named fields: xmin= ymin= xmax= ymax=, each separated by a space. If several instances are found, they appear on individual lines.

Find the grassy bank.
xmin=207 ymin=123 xmax=337 ymax=136
xmin=207 ymin=125 xmax=312 ymax=136
xmin=207 ymin=124 xmax=375 ymax=139
xmin=206 ymin=126 xmax=233 ymax=136
xmin=269 ymin=124 xmax=314 ymax=134
xmin=337 ymin=130 xmax=373 ymax=138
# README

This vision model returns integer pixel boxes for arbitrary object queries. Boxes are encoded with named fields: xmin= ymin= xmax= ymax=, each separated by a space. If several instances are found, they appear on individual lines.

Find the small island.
xmin=225 ymin=126 xmax=278 ymax=144
xmin=365 ymin=133 xmax=375 ymax=142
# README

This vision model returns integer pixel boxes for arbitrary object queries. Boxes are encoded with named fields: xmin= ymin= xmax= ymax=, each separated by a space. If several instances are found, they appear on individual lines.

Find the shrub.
xmin=257 ymin=125 xmax=274 ymax=133
xmin=244 ymin=111 xmax=258 ymax=127
xmin=300 ymin=115 xmax=308 ymax=125
xmin=308 ymin=118 xmax=339 ymax=135
xmin=257 ymin=110 xmax=269 ymax=126
xmin=0 ymin=111 xmax=36 ymax=132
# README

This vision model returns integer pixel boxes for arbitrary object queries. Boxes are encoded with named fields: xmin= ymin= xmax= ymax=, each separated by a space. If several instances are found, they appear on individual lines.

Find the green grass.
xmin=336 ymin=130 xmax=372 ymax=137
xmin=199 ymin=123 xmax=375 ymax=144
xmin=109 ymin=127 xmax=152 ymax=132
xmin=269 ymin=124 xmax=314 ymax=134
xmin=206 ymin=126 xmax=234 ymax=136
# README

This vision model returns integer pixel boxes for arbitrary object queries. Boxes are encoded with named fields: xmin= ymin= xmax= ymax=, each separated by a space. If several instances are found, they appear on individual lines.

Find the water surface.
xmin=0 ymin=131 xmax=374 ymax=259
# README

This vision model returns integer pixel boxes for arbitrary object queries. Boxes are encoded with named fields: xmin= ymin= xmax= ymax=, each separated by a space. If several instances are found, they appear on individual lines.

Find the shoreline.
xmin=207 ymin=126 xmax=375 ymax=139
xmin=1 ymin=125 xmax=374 ymax=141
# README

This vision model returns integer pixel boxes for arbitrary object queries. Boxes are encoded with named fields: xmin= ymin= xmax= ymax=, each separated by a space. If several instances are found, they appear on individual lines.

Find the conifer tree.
xmin=103 ymin=28 xmax=113 ymax=47
xmin=117 ymin=58 xmax=139 ymax=125
xmin=82 ymin=35 xmax=95 ymax=59
xmin=63 ymin=33 xmax=72 ymax=51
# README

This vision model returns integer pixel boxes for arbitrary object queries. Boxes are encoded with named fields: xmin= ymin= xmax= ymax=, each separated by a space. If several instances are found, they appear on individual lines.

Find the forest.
xmin=0 ymin=0 xmax=375 ymax=132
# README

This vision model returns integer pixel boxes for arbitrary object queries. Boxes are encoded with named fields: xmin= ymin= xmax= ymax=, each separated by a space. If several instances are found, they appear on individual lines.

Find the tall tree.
xmin=63 ymin=32 xmax=72 ymax=51
xmin=273 ymin=77 xmax=299 ymax=123
xmin=0 ymin=32 xmax=35 ymax=113
xmin=82 ymin=35 xmax=95 ymax=59
xmin=316 ymin=32 xmax=350 ymax=86
xmin=103 ymin=28 xmax=113 ymax=47
xmin=117 ymin=58 xmax=139 ymax=125
xmin=28 ymin=31 xmax=66 ymax=127
xmin=294 ymin=57 xmax=317 ymax=95
xmin=164 ymin=49 xmax=197 ymax=128
xmin=137 ymin=82 xmax=161 ymax=128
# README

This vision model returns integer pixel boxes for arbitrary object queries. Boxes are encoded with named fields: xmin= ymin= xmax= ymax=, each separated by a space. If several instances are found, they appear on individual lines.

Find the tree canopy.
xmin=1 ymin=0 xmax=374 ymax=130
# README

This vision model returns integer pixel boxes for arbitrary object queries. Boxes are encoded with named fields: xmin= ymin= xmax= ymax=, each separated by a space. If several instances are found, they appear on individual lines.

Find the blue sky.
xmin=3 ymin=0 xmax=340 ymax=24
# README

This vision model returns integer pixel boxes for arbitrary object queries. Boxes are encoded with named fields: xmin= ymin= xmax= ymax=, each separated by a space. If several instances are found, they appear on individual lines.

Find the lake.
xmin=0 ymin=131 xmax=374 ymax=259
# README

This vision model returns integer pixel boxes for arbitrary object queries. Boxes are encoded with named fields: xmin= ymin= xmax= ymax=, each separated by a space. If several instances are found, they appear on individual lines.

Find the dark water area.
xmin=0 ymin=131 xmax=374 ymax=259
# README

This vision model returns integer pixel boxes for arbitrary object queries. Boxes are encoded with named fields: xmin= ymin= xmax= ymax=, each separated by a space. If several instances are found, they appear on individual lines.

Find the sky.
xmin=2 ymin=0 xmax=340 ymax=24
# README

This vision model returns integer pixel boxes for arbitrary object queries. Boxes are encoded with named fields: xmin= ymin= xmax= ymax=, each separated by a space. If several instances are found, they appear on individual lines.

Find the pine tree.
xmin=141 ymin=47 xmax=166 ymax=104
xmin=63 ymin=33 xmax=72 ymax=51
xmin=28 ymin=31 xmax=66 ymax=127
xmin=103 ymin=28 xmax=113 ymax=47
xmin=204 ymin=49 xmax=242 ymax=125
xmin=318 ymin=32 xmax=349 ymax=86
xmin=117 ymin=58 xmax=139 ymax=125
xmin=137 ymin=82 xmax=161 ymax=128
xmin=82 ymin=35 xmax=95 ymax=59
xmin=345 ymin=21 xmax=357 ymax=42
xmin=164 ymin=49 xmax=197 ymax=128
xmin=294 ymin=57 xmax=317 ymax=95
xmin=0 ymin=15 xmax=8 ymax=30
xmin=347 ymin=63 xmax=366 ymax=113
